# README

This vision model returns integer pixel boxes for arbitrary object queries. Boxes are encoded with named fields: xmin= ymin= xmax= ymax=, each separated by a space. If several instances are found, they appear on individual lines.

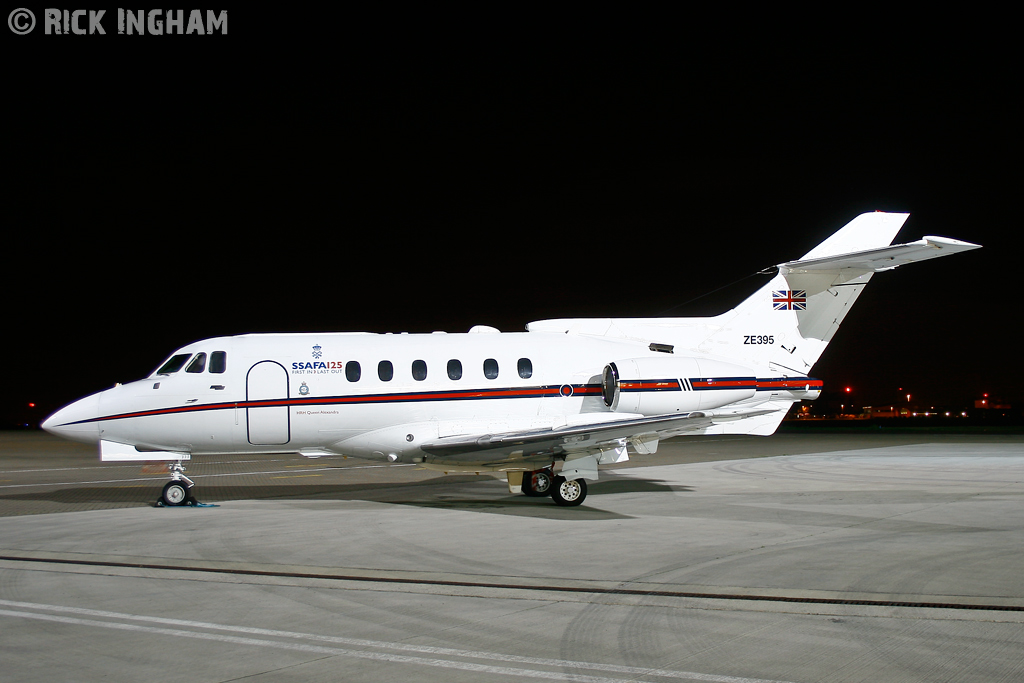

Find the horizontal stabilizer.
xmin=780 ymin=236 xmax=981 ymax=274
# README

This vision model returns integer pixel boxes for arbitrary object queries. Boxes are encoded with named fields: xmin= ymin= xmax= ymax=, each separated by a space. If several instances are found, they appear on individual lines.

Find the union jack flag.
xmin=773 ymin=290 xmax=807 ymax=310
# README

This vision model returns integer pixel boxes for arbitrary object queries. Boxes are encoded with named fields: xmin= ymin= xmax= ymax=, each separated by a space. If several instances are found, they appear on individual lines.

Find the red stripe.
xmin=72 ymin=384 xmax=603 ymax=426
xmin=755 ymin=379 xmax=823 ymax=389
xmin=621 ymin=381 xmax=678 ymax=390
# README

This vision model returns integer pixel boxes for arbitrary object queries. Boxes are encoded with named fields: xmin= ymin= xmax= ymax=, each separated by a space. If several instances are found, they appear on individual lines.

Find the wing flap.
xmin=419 ymin=407 xmax=780 ymax=460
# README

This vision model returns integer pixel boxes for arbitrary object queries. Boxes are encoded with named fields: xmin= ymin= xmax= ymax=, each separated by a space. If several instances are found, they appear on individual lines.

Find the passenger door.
xmin=246 ymin=361 xmax=290 ymax=445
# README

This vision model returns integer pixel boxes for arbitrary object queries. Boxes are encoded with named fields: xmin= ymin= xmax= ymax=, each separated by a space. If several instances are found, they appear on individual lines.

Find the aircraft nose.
xmin=41 ymin=393 xmax=102 ymax=445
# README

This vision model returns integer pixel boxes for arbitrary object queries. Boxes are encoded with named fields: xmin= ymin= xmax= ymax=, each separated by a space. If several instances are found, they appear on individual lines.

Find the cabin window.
xmin=185 ymin=353 xmax=207 ymax=373
xmin=518 ymin=358 xmax=533 ymax=379
xmin=209 ymin=351 xmax=227 ymax=374
xmin=346 ymin=361 xmax=361 ymax=382
xmin=483 ymin=358 xmax=499 ymax=380
xmin=157 ymin=353 xmax=192 ymax=375
xmin=412 ymin=360 xmax=427 ymax=381
xmin=447 ymin=359 xmax=463 ymax=380
xmin=378 ymin=360 xmax=394 ymax=382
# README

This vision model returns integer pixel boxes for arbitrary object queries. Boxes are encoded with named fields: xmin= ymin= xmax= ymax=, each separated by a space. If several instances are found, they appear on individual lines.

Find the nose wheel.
xmin=158 ymin=462 xmax=196 ymax=507
xmin=161 ymin=480 xmax=192 ymax=506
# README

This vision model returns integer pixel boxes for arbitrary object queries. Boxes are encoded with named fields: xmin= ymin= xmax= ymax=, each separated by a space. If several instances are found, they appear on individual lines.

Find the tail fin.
xmin=697 ymin=212 xmax=980 ymax=375
xmin=526 ymin=212 xmax=979 ymax=377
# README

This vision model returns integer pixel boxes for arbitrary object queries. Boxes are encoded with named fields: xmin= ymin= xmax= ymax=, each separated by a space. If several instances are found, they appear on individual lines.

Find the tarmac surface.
xmin=2 ymin=430 xmax=1024 ymax=682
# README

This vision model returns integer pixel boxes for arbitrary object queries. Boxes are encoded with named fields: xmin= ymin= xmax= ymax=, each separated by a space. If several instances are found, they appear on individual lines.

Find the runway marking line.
xmin=0 ymin=599 xmax=795 ymax=683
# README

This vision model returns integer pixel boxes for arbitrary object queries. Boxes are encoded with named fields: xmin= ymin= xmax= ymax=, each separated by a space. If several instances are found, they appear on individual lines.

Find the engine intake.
xmin=602 ymin=357 xmax=758 ymax=415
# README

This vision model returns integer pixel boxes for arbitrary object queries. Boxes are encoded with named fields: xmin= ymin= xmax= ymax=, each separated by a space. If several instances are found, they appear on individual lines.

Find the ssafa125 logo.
xmin=292 ymin=344 xmax=343 ymax=373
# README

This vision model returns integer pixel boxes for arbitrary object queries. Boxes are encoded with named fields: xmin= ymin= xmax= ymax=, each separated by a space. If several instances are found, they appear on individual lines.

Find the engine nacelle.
xmin=602 ymin=356 xmax=758 ymax=415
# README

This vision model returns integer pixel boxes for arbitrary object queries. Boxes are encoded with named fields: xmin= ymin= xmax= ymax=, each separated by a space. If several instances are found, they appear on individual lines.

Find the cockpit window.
xmin=209 ymin=351 xmax=227 ymax=374
xmin=186 ymin=353 xmax=207 ymax=373
xmin=156 ymin=353 xmax=192 ymax=375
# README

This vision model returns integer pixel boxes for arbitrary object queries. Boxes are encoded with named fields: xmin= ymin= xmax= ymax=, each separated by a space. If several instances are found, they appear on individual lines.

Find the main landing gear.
xmin=521 ymin=468 xmax=553 ymax=497
xmin=521 ymin=468 xmax=588 ymax=506
xmin=158 ymin=462 xmax=196 ymax=507
xmin=551 ymin=476 xmax=587 ymax=506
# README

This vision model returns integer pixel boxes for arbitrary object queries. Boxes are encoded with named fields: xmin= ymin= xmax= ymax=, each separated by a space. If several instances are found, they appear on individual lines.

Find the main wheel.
xmin=161 ymin=481 xmax=190 ymax=506
xmin=551 ymin=476 xmax=587 ymax=506
xmin=522 ymin=469 xmax=554 ymax=497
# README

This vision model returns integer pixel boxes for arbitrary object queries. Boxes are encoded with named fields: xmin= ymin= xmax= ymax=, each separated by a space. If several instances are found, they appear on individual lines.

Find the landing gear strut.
xmin=159 ymin=462 xmax=195 ymax=506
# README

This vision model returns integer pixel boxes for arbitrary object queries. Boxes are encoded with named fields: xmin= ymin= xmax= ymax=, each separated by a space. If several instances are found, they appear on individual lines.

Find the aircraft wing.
xmin=780 ymin=236 xmax=981 ymax=273
xmin=418 ymin=407 xmax=780 ymax=463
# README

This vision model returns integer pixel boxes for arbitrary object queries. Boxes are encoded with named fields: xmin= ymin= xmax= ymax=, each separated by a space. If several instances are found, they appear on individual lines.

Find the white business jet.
xmin=43 ymin=212 xmax=980 ymax=507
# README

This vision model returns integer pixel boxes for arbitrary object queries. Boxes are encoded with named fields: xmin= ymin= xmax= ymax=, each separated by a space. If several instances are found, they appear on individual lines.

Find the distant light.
xmin=28 ymin=403 xmax=35 ymax=408
xmin=845 ymin=387 xmax=852 ymax=393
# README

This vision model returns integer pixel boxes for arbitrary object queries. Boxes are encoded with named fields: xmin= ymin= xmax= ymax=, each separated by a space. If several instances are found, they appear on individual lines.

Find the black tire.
xmin=522 ymin=469 xmax=554 ymax=497
xmin=551 ymin=476 xmax=587 ymax=506
xmin=161 ymin=481 xmax=190 ymax=506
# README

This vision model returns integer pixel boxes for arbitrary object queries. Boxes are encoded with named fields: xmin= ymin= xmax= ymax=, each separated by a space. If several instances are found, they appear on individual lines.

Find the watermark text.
xmin=8 ymin=9 xmax=228 ymax=35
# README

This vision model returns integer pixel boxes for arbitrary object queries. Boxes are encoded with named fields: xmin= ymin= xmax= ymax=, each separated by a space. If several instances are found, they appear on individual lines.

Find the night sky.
xmin=4 ymin=15 xmax=1018 ymax=427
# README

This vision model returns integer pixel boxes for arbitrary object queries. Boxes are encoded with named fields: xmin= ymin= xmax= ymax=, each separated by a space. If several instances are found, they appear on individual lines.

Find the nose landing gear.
xmin=157 ymin=462 xmax=206 ymax=507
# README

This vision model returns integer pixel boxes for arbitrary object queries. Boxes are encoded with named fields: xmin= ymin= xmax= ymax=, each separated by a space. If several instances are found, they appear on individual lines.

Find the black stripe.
xmin=1 ymin=555 xmax=1019 ymax=612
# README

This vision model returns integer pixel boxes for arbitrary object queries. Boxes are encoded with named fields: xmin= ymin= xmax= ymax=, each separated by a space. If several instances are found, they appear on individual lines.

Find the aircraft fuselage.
xmin=48 ymin=330 xmax=812 ymax=466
